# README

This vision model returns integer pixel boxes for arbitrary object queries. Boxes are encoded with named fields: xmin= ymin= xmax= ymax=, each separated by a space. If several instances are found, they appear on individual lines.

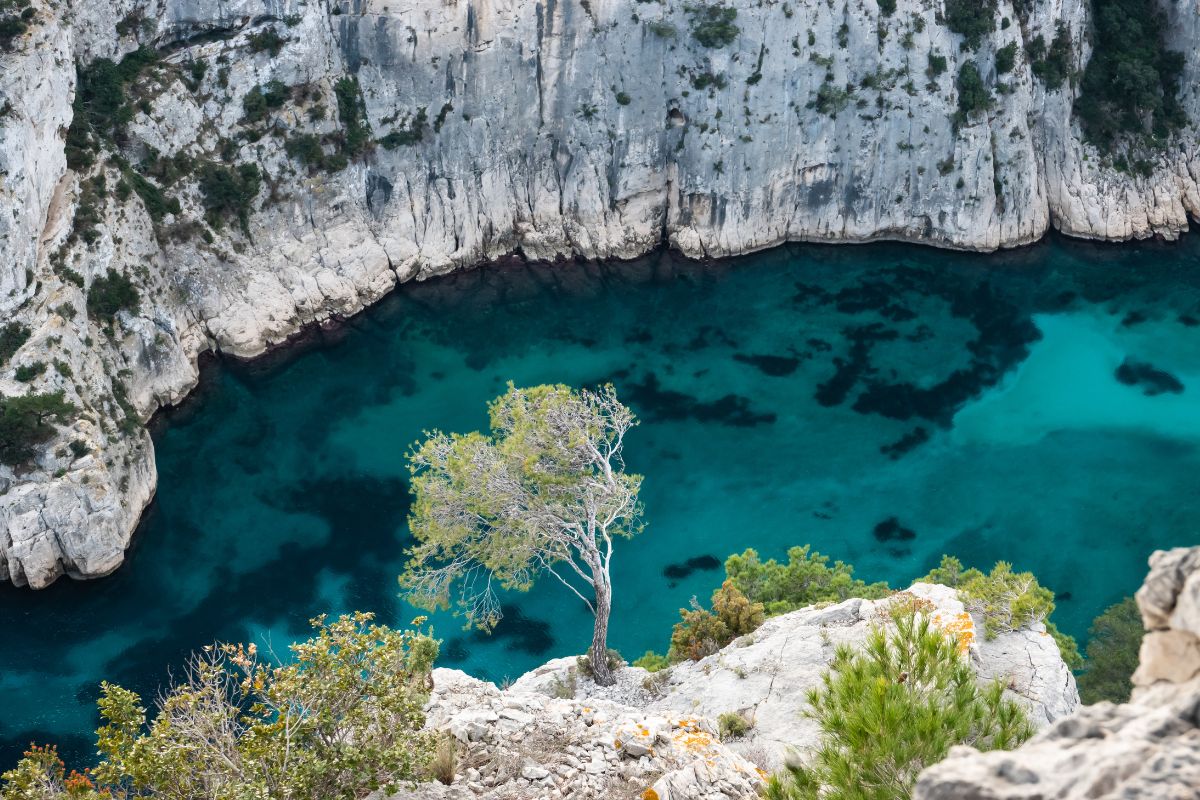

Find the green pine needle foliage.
xmin=725 ymin=545 xmax=891 ymax=616
xmin=766 ymin=604 xmax=1034 ymax=800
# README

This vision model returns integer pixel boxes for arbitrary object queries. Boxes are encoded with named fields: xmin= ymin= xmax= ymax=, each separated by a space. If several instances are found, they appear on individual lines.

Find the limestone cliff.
xmin=914 ymin=546 xmax=1200 ymax=799
xmin=397 ymin=583 xmax=1077 ymax=798
xmin=0 ymin=0 xmax=1197 ymax=585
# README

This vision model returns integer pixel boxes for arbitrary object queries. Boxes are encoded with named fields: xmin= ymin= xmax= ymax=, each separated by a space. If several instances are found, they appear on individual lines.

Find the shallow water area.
xmin=3 ymin=234 xmax=1200 ymax=766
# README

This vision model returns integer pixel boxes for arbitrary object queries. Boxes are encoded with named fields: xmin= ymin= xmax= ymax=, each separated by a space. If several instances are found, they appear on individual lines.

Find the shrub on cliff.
xmin=955 ymin=62 xmax=992 ymax=122
xmin=725 ymin=545 xmax=890 ymax=616
xmin=1074 ymin=0 xmax=1186 ymax=148
xmin=334 ymin=76 xmax=373 ymax=158
xmin=1 ymin=613 xmax=438 ymax=800
xmin=65 ymin=47 xmax=160 ymax=168
xmin=1077 ymin=596 xmax=1143 ymax=704
xmin=1028 ymin=23 xmax=1074 ymax=90
xmin=921 ymin=556 xmax=1081 ymax=668
xmin=87 ymin=269 xmax=139 ymax=322
xmin=943 ymin=0 xmax=996 ymax=50
xmin=668 ymin=580 xmax=764 ymax=662
xmin=765 ymin=603 xmax=1034 ymax=800
xmin=686 ymin=4 xmax=739 ymax=48
xmin=0 ymin=0 xmax=34 ymax=51
xmin=0 ymin=323 xmax=31 ymax=367
xmin=198 ymin=162 xmax=262 ymax=234
xmin=0 ymin=391 xmax=75 ymax=467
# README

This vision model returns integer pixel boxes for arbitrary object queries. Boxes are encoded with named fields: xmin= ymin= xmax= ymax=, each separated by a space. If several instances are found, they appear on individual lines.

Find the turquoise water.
xmin=3 ymin=235 xmax=1200 ymax=766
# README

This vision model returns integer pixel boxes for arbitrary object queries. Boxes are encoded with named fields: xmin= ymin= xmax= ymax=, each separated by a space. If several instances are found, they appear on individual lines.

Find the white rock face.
xmin=402 ymin=582 xmax=1077 ymax=797
xmin=0 ymin=0 xmax=1198 ymax=585
xmin=913 ymin=547 xmax=1200 ymax=800
xmin=510 ymin=583 xmax=1078 ymax=771
xmin=406 ymin=667 xmax=766 ymax=799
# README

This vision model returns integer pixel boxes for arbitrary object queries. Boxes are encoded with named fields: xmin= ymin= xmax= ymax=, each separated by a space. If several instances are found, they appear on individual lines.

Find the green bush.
xmin=1 ymin=613 xmax=437 ymax=799
xmin=669 ymin=605 xmax=730 ymax=662
xmin=0 ymin=323 xmax=31 ymax=366
xmin=878 ymin=0 xmax=896 ymax=16
xmin=725 ymin=545 xmax=889 ymax=616
xmin=126 ymin=171 xmax=180 ymax=221
xmin=632 ymin=650 xmax=670 ymax=672
xmin=242 ymin=80 xmax=289 ymax=125
xmin=687 ymin=4 xmax=739 ymax=48
xmin=766 ymin=604 xmax=1034 ymax=800
xmin=921 ymin=556 xmax=1081 ymax=667
xmin=65 ymin=48 xmax=160 ymax=168
xmin=0 ymin=0 xmax=34 ymax=51
xmin=576 ymin=648 xmax=624 ymax=680
xmin=198 ymin=162 xmax=262 ymax=233
xmin=718 ymin=711 xmax=752 ymax=740
xmin=334 ymin=76 xmax=373 ymax=157
xmin=995 ymin=41 xmax=1017 ymax=74
xmin=955 ymin=62 xmax=992 ymax=121
xmin=927 ymin=52 xmax=948 ymax=78
xmin=0 ymin=391 xmax=76 ymax=466
xmin=669 ymin=580 xmax=764 ymax=662
xmin=813 ymin=83 xmax=852 ymax=116
xmin=1074 ymin=0 xmax=1185 ymax=148
xmin=69 ymin=176 xmax=106 ymax=245
xmin=12 ymin=362 xmax=45 ymax=383
xmin=378 ymin=108 xmax=427 ymax=149
xmin=247 ymin=28 xmax=287 ymax=56
xmin=1028 ymin=23 xmax=1073 ymax=90
xmin=87 ymin=269 xmax=139 ymax=321
xmin=1077 ymin=596 xmax=1142 ymax=704
xmin=943 ymin=0 xmax=996 ymax=50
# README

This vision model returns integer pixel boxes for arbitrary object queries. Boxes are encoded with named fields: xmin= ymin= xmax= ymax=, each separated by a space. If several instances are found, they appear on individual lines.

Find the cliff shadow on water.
xmin=4 ymin=231 xmax=1200 ymax=767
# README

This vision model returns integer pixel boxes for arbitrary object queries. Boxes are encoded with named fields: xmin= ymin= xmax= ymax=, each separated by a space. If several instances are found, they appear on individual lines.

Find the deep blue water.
xmin=3 ymin=235 xmax=1200 ymax=767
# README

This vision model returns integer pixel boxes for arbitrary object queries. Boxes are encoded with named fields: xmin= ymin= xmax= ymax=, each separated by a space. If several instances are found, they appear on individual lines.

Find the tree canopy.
xmin=0 ymin=391 xmax=76 ymax=467
xmin=401 ymin=383 xmax=642 ymax=685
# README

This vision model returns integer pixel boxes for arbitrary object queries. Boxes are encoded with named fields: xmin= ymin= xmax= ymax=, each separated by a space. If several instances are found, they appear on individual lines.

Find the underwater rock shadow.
xmin=621 ymin=372 xmax=776 ymax=427
xmin=662 ymin=554 xmax=722 ymax=587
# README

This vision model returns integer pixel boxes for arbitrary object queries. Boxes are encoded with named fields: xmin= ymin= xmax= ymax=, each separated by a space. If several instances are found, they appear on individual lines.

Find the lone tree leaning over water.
xmin=400 ymin=383 xmax=643 ymax=686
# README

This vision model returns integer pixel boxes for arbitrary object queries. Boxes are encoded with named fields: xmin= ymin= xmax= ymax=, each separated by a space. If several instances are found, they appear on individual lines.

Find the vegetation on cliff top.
xmin=0 ymin=614 xmax=438 ymax=799
xmin=646 ymin=549 xmax=1080 ymax=669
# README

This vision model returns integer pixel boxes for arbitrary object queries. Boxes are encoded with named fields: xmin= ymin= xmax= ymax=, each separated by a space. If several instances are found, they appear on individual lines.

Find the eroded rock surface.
xmin=914 ymin=546 xmax=1200 ymax=800
xmin=1 ymin=0 xmax=1198 ymax=585
xmin=399 ymin=583 xmax=1077 ymax=798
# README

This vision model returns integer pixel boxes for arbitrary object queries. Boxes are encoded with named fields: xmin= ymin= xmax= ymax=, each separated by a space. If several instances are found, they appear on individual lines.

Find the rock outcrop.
xmin=396 ymin=583 xmax=1077 ymax=798
xmin=914 ymin=546 xmax=1200 ymax=800
xmin=1 ymin=0 xmax=1198 ymax=585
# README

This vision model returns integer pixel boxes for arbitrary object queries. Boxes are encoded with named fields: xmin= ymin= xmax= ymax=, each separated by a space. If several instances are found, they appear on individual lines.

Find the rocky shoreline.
xmin=1 ymin=0 xmax=1198 ymax=586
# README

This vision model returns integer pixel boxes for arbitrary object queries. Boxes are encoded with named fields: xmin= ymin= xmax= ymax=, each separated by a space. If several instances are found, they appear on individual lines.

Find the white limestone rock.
xmin=644 ymin=583 xmax=1077 ymax=769
xmin=400 ymin=582 xmax=1078 ymax=797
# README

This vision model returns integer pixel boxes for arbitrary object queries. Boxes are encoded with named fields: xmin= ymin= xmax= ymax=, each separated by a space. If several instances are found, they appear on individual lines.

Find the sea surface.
xmin=3 ymin=234 xmax=1200 ymax=766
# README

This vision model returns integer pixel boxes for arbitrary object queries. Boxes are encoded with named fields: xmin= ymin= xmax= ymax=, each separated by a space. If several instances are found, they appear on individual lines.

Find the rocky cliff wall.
xmin=0 ymin=0 xmax=1197 ymax=585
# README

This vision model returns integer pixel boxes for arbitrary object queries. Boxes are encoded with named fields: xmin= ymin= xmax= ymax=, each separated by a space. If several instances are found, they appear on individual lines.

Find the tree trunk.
xmin=589 ymin=579 xmax=615 ymax=686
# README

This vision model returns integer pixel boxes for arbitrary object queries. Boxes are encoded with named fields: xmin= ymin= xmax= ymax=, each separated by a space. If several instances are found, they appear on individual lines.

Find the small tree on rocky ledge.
xmin=400 ymin=383 xmax=643 ymax=686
